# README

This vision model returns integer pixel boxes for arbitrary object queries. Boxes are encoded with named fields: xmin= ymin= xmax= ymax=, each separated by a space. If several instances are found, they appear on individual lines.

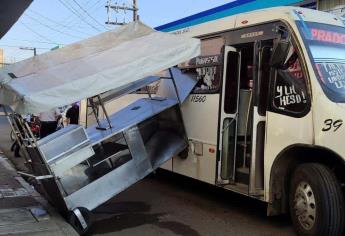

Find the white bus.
xmin=83 ymin=6 xmax=345 ymax=236
xmin=158 ymin=6 xmax=345 ymax=236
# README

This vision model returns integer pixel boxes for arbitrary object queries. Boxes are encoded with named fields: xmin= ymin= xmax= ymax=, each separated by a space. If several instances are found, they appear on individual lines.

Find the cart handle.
xmin=17 ymin=171 xmax=54 ymax=180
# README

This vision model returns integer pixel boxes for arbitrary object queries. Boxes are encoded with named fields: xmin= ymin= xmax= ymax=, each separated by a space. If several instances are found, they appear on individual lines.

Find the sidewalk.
xmin=0 ymin=152 xmax=78 ymax=235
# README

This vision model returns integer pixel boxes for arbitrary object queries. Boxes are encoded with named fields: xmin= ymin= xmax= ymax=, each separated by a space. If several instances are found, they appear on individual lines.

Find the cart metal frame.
xmin=6 ymin=68 xmax=196 ymax=233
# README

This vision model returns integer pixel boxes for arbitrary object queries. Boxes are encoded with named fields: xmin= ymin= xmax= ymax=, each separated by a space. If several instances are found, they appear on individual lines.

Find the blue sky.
xmin=0 ymin=0 xmax=233 ymax=62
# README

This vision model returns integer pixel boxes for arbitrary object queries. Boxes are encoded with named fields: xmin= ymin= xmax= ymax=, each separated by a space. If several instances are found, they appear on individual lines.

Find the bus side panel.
xmin=181 ymin=94 xmax=219 ymax=145
xmin=264 ymin=111 xmax=313 ymax=201
xmin=171 ymin=94 xmax=219 ymax=184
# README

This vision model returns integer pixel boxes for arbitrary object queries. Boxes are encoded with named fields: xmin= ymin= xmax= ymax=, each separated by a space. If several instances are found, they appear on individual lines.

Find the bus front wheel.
xmin=289 ymin=163 xmax=344 ymax=236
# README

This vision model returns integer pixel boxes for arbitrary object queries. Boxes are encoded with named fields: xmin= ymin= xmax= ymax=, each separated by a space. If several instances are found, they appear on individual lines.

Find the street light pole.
xmin=19 ymin=46 xmax=36 ymax=56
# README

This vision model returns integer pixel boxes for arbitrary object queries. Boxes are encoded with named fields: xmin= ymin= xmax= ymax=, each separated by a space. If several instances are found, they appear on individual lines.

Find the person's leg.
xmin=40 ymin=122 xmax=48 ymax=138
xmin=10 ymin=141 xmax=16 ymax=151
xmin=46 ymin=121 xmax=58 ymax=136
xmin=14 ymin=142 xmax=21 ymax=157
xmin=40 ymin=121 xmax=58 ymax=138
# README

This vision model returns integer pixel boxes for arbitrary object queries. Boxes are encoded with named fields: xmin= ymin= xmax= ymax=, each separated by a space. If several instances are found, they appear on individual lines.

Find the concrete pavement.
xmin=0 ymin=154 xmax=77 ymax=235
xmin=0 ymin=107 xmax=77 ymax=235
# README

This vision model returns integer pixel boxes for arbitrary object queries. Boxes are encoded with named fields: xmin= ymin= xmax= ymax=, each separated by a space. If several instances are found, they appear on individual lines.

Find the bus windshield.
xmin=297 ymin=21 xmax=345 ymax=103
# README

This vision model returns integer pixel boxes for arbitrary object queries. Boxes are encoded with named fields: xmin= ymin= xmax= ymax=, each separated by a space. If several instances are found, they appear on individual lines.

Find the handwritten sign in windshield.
xmin=275 ymin=85 xmax=307 ymax=108
xmin=274 ymin=58 xmax=308 ymax=112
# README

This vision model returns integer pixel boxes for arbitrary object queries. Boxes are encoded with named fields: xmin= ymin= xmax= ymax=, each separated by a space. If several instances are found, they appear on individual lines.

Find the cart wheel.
xmin=178 ymin=148 xmax=189 ymax=159
xmin=68 ymin=207 xmax=91 ymax=235
xmin=10 ymin=130 xmax=16 ymax=142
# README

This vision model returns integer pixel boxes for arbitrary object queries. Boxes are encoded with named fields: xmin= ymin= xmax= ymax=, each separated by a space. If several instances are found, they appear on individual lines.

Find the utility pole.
xmin=106 ymin=0 xmax=139 ymax=26
xmin=133 ymin=0 xmax=138 ymax=22
xmin=19 ymin=46 xmax=37 ymax=56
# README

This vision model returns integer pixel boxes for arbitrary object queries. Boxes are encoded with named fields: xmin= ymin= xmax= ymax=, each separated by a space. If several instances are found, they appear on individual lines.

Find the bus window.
xmin=257 ymin=45 xmax=272 ymax=116
xmin=179 ymin=37 xmax=224 ymax=94
xmin=224 ymin=51 xmax=240 ymax=114
xmin=272 ymin=45 xmax=309 ymax=114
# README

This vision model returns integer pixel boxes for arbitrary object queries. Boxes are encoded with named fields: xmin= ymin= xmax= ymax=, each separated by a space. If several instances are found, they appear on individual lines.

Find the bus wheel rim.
xmin=294 ymin=181 xmax=316 ymax=230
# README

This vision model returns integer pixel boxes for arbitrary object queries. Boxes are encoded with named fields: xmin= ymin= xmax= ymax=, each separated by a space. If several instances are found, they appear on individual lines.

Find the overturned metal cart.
xmin=0 ymin=22 xmax=200 ymax=234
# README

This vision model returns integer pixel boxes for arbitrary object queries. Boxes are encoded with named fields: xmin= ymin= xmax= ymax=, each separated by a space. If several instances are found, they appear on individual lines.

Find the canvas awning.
xmin=0 ymin=21 xmax=200 ymax=114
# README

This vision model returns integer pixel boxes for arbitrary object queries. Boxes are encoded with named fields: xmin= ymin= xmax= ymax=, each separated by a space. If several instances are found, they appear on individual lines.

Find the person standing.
xmin=39 ymin=108 xmax=60 ymax=138
xmin=66 ymin=102 xmax=80 ymax=125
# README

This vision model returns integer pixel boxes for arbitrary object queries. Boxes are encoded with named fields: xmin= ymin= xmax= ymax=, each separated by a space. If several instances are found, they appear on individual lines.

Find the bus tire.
xmin=289 ymin=163 xmax=344 ymax=236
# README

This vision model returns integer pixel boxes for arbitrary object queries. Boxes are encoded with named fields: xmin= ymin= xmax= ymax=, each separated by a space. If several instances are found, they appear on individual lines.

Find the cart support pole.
xmin=97 ymin=95 xmax=112 ymax=129
xmin=88 ymin=98 xmax=103 ymax=129
xmin=169 ymin=68 xmax=181 ymax=104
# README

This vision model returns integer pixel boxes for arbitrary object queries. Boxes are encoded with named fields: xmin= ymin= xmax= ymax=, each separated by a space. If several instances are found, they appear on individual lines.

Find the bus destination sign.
xmin=311 ymin=28 xmax=345 ymax=45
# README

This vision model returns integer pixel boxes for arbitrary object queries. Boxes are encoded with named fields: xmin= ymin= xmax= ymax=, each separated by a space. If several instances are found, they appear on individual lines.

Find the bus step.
xmin=236 ymin=167 xmax=249 ymax=185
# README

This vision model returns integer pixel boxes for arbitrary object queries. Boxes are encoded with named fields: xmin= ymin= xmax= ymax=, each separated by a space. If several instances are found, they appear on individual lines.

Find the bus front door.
xmin=219 ymin=46 xmax=241 ymax=183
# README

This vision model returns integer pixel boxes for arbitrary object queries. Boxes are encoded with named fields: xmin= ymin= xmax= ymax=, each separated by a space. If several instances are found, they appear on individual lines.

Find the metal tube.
xmin=17 ymin=171 xmax=53 ymax=180
xmin=89 ymin=97 xmax=102 ymax=128
xmin=146 ymin=86 xmax=152 ymax=99
xmin=168 ymin=68 xmax=182 ymax=104
xmin=13 ymin=116 xmax=33 ymax=162
xmin=97 ymin=95 xmax=112 ymax=129
xmin=22 ymin=120 xmax=55 ymax=176
xmin=85 ymin=101 xmax=89 ymax=128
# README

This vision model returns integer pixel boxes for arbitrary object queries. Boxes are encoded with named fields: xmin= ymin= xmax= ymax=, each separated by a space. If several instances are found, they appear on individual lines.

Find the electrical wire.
xmin=66 ymin=0 xmax=106 ymax=29
xmin=21 ymin=22 xmax=58 ymax=44
xmin=25 ymin=13 xmax=83 ymax=39
xmin=71 ymin=0 xmax=107 ymax=30
xmin=58 ymin=0 xmax=100 ymax=31
xmin=0 ymin=44 xmax=51 ymax=50
xmin=58 ymin=0 xmax=96 ymax=25
xmin=89 ymin=0 xmax=106 ymax=12
xmin=27 ymin=9 xmax=91 ymax=37
xmin=5 ymin=38 xmax=64 ymax=46
xmin=57 ymin=0 xmax=102 ymax=32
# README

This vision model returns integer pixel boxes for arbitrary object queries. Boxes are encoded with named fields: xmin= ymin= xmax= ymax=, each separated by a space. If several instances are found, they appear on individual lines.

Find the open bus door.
xmin=218 ymin=41 xmax=271 ymax=197
xmin=219 ymin=46 xmax=240 ymax=183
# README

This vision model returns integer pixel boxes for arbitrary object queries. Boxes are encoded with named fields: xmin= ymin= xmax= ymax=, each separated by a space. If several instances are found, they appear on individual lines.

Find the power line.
xmin=66 ymin=0 xmax=107 ymax=30
xmin=21 ymin=22 xmax=58 ymax=44
xmin=6 ymin=38 xmax=64 ymax=46
xmin=28 ymin=9 xmax=91 ymax=37
xmin=57 ymin=0 xmax=102 ymax=32
xmin=0 ymin=44 xmax=51 ymax=50
xmin=58 ymin=0 xmax=97 ymax=26
xmin=58 ymin=0 xmax=100 ymax=32
xmin=71 ymin=0 xmax=107 ymax=29
xmin=89 ymin=0 xmax=106 ymax=12
xmin=25 ymin=13 xmax=83 ymax=39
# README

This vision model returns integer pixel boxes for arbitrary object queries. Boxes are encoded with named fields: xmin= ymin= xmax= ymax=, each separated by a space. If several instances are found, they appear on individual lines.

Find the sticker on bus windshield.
xmin=316 ymin=63 xmax=345 ymax=91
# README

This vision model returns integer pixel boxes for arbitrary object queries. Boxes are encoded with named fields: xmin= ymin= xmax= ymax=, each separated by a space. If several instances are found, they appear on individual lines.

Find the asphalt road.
xmin=90 ymin=171 xmax=295 ymax=236
xmin=0 ymin=110 xmax=295 ymax=236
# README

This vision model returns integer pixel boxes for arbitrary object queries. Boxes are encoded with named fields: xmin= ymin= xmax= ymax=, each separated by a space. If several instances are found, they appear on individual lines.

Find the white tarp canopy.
xmin=0 ymin=21 xmax=200 ymax=114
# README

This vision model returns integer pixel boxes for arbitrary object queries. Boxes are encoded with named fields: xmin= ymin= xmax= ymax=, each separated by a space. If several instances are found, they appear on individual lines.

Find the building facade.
xmin=318 ymin=0 xmax=345 ymax=17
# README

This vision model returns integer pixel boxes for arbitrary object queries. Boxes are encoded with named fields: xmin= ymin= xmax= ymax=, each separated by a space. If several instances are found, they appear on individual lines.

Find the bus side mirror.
xmin=269 ymin=39 xmax=290 ymax=68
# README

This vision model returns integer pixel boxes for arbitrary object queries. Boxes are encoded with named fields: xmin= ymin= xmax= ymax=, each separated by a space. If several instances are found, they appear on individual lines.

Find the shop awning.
xmin=0 ymin=21 xmax=200 ymax=114
xmin=0 ymin=0 xmax=33 ymax=38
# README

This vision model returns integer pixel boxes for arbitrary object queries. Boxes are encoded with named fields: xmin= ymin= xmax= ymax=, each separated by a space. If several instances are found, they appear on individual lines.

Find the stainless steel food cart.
xmin=0 ymin=21 xmax=200 ymax=234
